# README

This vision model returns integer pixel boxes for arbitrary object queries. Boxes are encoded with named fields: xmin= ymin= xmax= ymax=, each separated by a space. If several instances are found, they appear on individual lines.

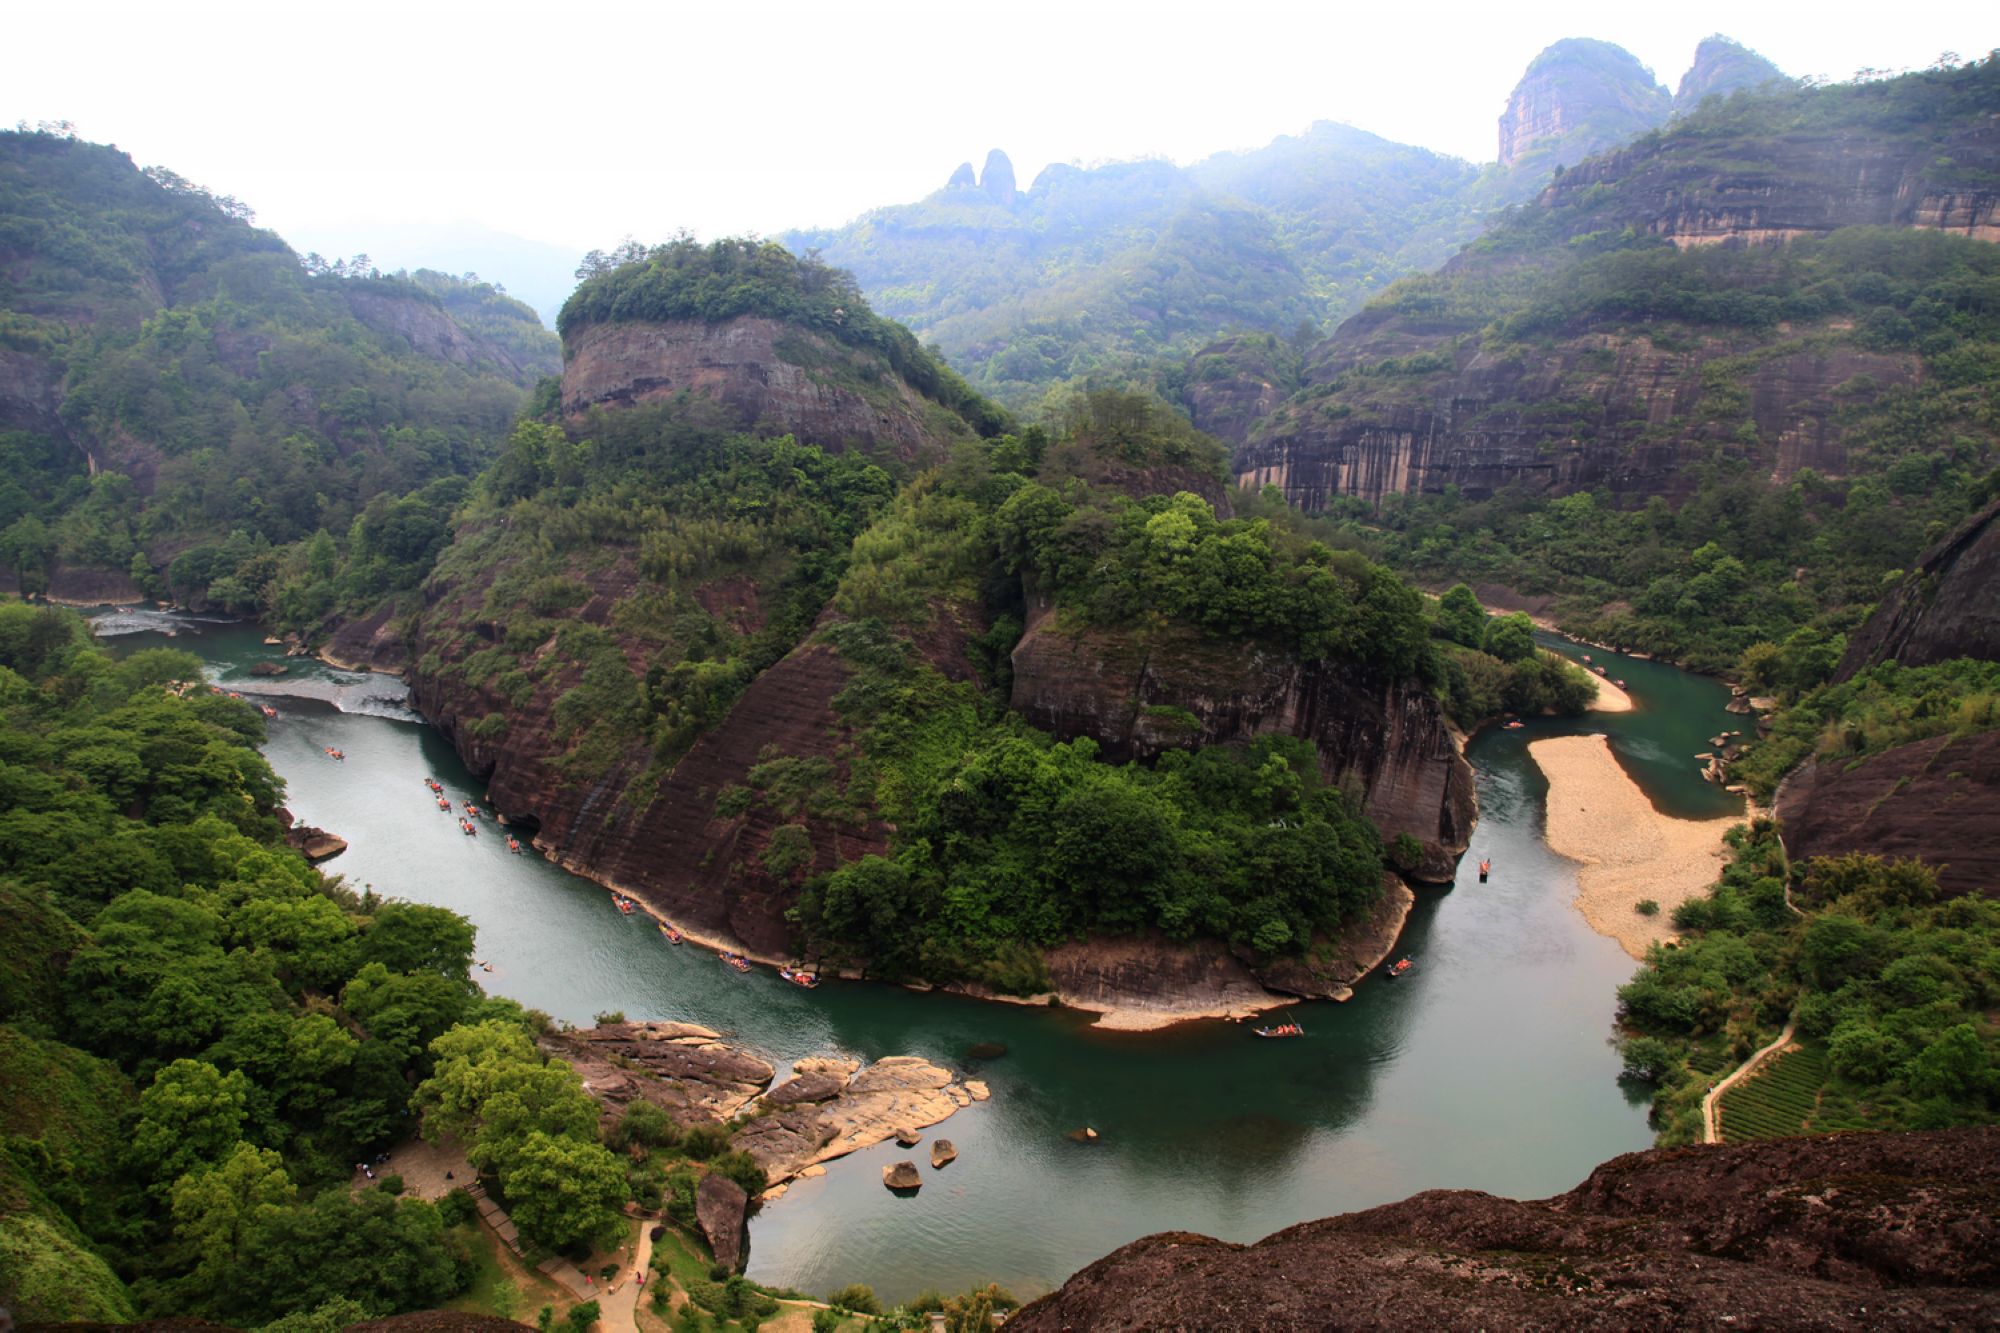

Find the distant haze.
xmin=10 ymin=0 xmax=1992 ymax=313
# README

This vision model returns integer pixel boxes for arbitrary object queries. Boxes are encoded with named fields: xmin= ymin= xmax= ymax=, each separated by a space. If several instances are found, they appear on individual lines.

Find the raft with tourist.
xmin=660 ymin=922 xmax=683 ymax=945
xmin=1253 ymin=1023 xmax=1305 ymax=1039
xmin=778 ymin=966 xmax=819 ymax=988
xmin=1386 ymin=957 xmax=1414 ymax=979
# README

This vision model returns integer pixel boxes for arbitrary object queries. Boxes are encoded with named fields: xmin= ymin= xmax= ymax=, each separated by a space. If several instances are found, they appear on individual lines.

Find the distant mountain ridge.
xmin=782 ymin=35 xmax=1789 ymax=404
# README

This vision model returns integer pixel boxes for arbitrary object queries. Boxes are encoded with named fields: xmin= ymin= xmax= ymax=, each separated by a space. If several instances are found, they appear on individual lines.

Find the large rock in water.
xmin=1008 ymin=599 xmax=1473 ymax=879
xmin=882 ymin=1160 xmax=922 ymax=1191
xmin=1010 ymin=1128 xmax=2000 ymax=1330
xmin=695 ymin=1172 xmax=749 ymax=1272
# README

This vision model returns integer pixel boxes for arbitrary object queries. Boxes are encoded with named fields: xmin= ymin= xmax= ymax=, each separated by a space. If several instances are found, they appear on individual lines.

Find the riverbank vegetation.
xmin=0 ymin=603 xmax=577 ymax=1322
xmin=1615 ymin=821 xmax=2000 ymax=1145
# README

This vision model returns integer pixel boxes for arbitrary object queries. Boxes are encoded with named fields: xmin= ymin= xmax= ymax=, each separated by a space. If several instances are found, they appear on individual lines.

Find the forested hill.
xmin=0 ymin=128 xmax=558 ymax=609
xmin=1231 ymin=54 xmax=2000 ymax=673
xmin=779 ymin=35 xmax=1789 ymax=407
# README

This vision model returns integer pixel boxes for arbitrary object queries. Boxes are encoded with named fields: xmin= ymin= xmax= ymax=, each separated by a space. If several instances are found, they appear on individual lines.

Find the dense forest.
xmin=0 ymin=128 xmax=555 ymax=619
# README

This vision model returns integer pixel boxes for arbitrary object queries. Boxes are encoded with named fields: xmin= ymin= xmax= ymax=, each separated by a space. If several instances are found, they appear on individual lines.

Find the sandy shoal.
xmin=1528 ymin=734 xmax=1741 ymax=959
xmin=1588 ymin=674 xmax=1634 ymax=712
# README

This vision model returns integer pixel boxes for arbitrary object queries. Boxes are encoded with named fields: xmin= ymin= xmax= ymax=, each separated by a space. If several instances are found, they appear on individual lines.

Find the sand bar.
xmin=1588 ymin=674 xmax=1634 ymax=712
xmin=1528 ymin=734 xmax=1741 ymax=958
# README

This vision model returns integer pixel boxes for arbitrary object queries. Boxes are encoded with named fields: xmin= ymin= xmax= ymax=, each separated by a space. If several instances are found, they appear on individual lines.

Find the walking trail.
xmin=1702 ymin=1020 xmax=1797 ymax=1144
xmin=595 ymin=1220 xmax=655 ymax=1333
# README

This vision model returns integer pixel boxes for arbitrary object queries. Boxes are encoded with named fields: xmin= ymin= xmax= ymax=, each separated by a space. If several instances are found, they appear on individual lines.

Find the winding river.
xmin=97 ymin=611 xmax=1742 ymax=1303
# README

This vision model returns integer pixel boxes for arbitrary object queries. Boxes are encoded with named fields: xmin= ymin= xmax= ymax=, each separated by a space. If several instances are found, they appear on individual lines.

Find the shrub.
xmin=679 ymin=1123 xmax=729 ymax=1161
xmin=1635 ymin=899 xmax=1660 ymax=916
xmin=437 ymin=1188 xmax=478 ymax=1228
xmin=826 ymin=1283 xmax=881 ymax=1314
xmin=593 ymin=1010 xmax=626 ymax=1025
xmin=375 ymin=1173 xmax=405 ymax=1196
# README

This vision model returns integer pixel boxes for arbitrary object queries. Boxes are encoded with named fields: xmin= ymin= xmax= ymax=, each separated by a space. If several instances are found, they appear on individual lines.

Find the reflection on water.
xmin=95 ymin=611 xmax=1742 ymax=1303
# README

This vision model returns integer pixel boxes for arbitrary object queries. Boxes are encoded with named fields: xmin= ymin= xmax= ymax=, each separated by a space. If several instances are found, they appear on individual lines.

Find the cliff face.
xmin=1010 ymin=599 xmax=1474 ymax=879
xmin=1776 ymin=732 xmax=2000 ymax=899
xmin=1013 ymin=1127 xmax=2000 ymax=1330
xmin=1241 ymin=328 xmax=1915 ymax=506
xmin=1548 ymin=118 xmax=2000 ymax=249
xmin=1775 ymin=497 xmax=2000 ymax=892
xmin=1497 ymin=39 xmax=1670 ymax=171
xmin=1835 ymin=495 xmax=2000 ymax=677
xmin=560 ymin=316 xmax=972 ymax=463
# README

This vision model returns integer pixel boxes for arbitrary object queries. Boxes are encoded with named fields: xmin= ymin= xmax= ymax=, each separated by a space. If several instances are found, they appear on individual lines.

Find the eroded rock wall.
xmin=1009 ymin=599 xmax=1474 ymax=879
xmin=560 ymin=316 xmax=971 ymax=463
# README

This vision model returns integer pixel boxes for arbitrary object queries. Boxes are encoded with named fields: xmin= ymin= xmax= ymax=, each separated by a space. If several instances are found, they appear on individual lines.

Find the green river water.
xmin=97 ymin=611 xmax=1743 ymax=1303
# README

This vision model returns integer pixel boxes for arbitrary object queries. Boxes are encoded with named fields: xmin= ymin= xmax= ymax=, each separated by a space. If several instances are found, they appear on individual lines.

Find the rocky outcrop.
xmin=695 ymin=1172 xmax=749 ymax=1272
xmin=559 ymin=315 xmax=971 ymax=463
xmin=0 ymin=348 xmax=66 ymax=438
xmin=1009 ymin=602 xmax=1474 ymax=878
xmin=275 ymin=806 xmax=347 ymax=863
xmin=1674 ymin=35 xmax=1786 ymax=110
xmin=1242 ymin=328 xmax=1919 ymax=507
xmin=1776 ymin=732 xmax=2000 ymax=899
xmin=1835 ymin=495 xmax=2000 ymax=679
xmin=1497 ymin=39 xmax=1670 ymax=171
xmin=929 ymin=1139 xmax=956 ymax=1169
xmin=1012 ymin=1127 xmax=2000 ymax=1330
xmin=979 ymin=150 xmax=1018 ymax=206
xmin=946 ymin=161 xmax=977 ymax=189
xmin=319 ymin=601 xmax=412 ymax=673
xmin=733 ymin=1056 xmax=972 ymax=1187
xmin=881 ymin=1161 xmax=922 ymax=1191
xmin=540 ymin=1021 xmax=777 ymax=1127
xmin=1182 ymin=336 xmax=1296 ymax=448
xmin=340 ymin=288 xmax=541 ymax=383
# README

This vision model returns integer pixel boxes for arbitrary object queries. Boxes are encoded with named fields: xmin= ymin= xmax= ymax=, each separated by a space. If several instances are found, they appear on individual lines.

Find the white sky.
xmin=7 ymin=0 xmax=1994 ymax=255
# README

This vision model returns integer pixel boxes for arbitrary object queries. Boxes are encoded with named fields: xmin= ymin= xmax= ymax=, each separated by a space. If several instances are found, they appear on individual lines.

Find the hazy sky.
xmin=8 ymin=0 xmax=1994 ymax=256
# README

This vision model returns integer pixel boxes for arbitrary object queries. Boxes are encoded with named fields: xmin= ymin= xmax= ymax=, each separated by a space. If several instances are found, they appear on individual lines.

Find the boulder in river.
xmin=1066 ymin=1126 xmax=1102 ymax=1144
xmin=965 ymin=1042 xmax=1008 ymax=1061
xmin=249 ymin=661 xmax=289 ymax=676
xmin=931 ymin=1139 xmax=957 ymax=1169
xmin=895 ymin=1126 xmax=922 ymax=1147
xmin=883 ymin=1160 xmax=922 ymax=1192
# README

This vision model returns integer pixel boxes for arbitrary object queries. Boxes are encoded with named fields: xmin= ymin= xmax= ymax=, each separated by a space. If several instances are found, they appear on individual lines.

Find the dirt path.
xmin=594 ymin=1219 xmax=655 ymax=1333
xmin=1702 ymin=1020 xmax=1797 ymax=1144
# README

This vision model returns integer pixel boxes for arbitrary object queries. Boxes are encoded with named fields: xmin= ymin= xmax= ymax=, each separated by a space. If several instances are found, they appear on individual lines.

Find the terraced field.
xmin=1719 ymin=1044 xmax=1828 ymax=1142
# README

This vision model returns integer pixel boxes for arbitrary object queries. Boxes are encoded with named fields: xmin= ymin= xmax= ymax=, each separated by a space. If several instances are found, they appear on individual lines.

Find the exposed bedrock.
xmin=1012 ymin=1127 xmax=2000 ymax=1330
xmin=1008 ymin=598 xmax=1475 ymax=880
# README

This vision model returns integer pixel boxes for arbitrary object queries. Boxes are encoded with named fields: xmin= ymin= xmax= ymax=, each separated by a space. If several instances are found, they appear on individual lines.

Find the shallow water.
xmin=103 ymin=614 xmax=1742 ymax=1303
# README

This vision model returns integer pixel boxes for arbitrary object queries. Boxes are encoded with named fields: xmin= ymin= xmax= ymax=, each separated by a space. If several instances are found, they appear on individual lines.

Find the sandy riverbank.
xmin=1528 ymin=734 xmax=1742 ymax=958
xmin=1589 ymin=675 xmax=1634 ymax=712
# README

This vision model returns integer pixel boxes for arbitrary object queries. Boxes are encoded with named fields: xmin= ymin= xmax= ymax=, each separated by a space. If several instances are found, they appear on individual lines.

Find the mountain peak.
xmin=1676 ymin=35 xmax=1788 ymax=109
xmin=980 ymin=149 xmax=1018 ymax=206
xmin=1498 ymin=38 xmax=1670 ymax=170
xmin=947 ymin=161 xmax=977 ymax=190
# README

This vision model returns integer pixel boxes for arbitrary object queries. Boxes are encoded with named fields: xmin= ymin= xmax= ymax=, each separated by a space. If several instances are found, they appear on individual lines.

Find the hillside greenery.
xmin=560 ymin=236 xmax=1005 ymax=437
xmin=1616 ymin=823 xmax=2000 ymax=1146
xmin=780 ymin=125 xmax=1538 ymax=405
xmin=0 ymin=603 xmax=629 ymax=1323
xmin=0 ymin=129 xmax=555 ymax=618
xmin=1317 ymin=223 xmax=2000 ymax=674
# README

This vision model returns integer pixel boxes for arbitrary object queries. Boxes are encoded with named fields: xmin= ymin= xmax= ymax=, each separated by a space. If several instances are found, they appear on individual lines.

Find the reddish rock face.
xmin=1777 ymin=733 xmax=2000 ymax=900
xmin=1240 ymin=326 xmax=1918 ymax=509
xmin=1497 ymin=39 xmax=1670 ymax=170
xmin=1836 ymin=496 xmax=2000 ymax=679
xmin=560 ymin=316 xmax=974 ymax=464
xmin=1012 ymin=1127 xmax=2000 ymax=1330
xmin=1008 ymin=599 xmax=1474 ymax=879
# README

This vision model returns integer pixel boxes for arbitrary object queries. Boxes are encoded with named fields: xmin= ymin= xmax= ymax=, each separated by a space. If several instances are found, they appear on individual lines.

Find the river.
xmin=96 ymin=610 xmax=1742 ymax=1303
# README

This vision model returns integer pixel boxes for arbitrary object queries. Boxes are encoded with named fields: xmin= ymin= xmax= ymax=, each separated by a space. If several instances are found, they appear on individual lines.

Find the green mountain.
xmin=781 ymin=38 xmax=1788 ymax=409
xmin=1235 ymin=55 xmax=2000 ymax=671
xmin=0 ymin=128 xmax=558 ymax=607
